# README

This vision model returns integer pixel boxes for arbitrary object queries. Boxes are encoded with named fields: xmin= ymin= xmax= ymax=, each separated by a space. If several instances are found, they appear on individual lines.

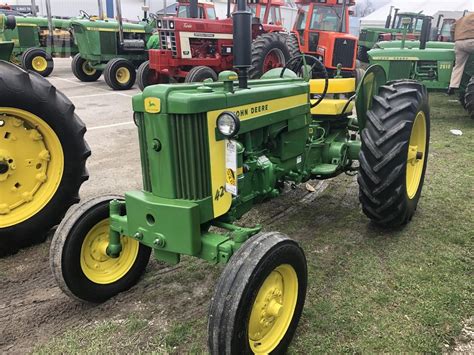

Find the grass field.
xmin=34 ymin=93 xmax=473 ymax=354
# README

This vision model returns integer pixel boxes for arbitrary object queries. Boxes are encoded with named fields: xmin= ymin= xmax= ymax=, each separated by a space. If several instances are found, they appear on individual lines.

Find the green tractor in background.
xmin=51 ymin=0 xmax=431 ymax=351
xmin=0 ymin=14 xmax=15 ymax=60
xmin=368 ymin=17 xmax=454 ymax=91
xmin=71 ymin=0 xmax=159 ymax=90
xmin=0 ymin=0 xmax=84 ymax=77
xmin=0 ymin=15 xmax=90 ymax=255
xmin=358 ymin=7 xmax=428 ymax=62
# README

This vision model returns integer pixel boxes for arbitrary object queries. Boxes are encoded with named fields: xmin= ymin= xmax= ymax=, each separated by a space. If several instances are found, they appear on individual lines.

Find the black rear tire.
xmin=21 ymin=48 xmax=54 ymax=77
xmin=464 ymin=76 xmax=474 ymax=118
xmin=184 ymin=65 xmax=217 ymax=83
xmin=208 ymin=232 xmax=307 ymax=354
xmin=104 ymin=58 xmax=136 ymax=90
xmin=249 ymin=32 xmax=291 ymax=79
xmin=71 ymin=53 xmax=102 ymax=82
xmin=0 ymin=62 xmax=90 ymax=256
xmin=286 ymin=33 xmax=301 ymax=59
xmin=357 ymin=45 xmax=369 ymax=63
xmin=50 ymin=195 xmax=151 ymax=303
xmin=358 ymin=80 xmax=430 ymax=227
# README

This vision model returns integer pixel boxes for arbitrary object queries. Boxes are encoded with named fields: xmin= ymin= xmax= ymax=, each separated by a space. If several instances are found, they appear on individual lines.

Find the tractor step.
xmin=311 ymin=164 xmax=339 ymax=175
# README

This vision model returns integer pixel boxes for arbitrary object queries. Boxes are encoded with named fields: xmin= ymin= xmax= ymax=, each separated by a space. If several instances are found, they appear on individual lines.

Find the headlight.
xmin=157 ymin=20 xmax=162 ymax=28
xmin=217 ymin=112 xmax=240 ymax=138
xmin=169 ymin=20 xmax=174 ymax=29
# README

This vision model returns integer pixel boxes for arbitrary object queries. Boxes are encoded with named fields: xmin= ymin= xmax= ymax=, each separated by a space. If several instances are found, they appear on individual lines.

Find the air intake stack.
xmin=233 ymin=0 xmax=252 ymax=89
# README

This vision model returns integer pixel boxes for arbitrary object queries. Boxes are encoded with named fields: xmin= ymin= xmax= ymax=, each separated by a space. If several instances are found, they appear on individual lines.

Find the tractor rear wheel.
xmin=184 ymin=66 xmax=217 ymax=83
xmin=21 ymin=48 xmax=54 ymax=77
xmin=137 ymin=60 xmax=165 ymax=90
xmin=104 ymin=58 xmax=136 ymax=90
xmin=71 ymin=54 xmax=102 ymax=82
xmin=249 ymin=32 xmax=291 ymax=79
xmin=0 ymin=61 xmax=90 ymax=256
xmin=464 ymin=76 xmax=474 ymax=118
xmin=358 ymin=80 xmax=430 ymax=227
xmin=357 ymin=45 xmax=369 ymax=63
xmin=208 ymin=232 xmax=307 ymax=354
xmin=50 ymin=195 xmax=151 ymax=303
xmin=286 ymin=33 xmax=301 ymax=59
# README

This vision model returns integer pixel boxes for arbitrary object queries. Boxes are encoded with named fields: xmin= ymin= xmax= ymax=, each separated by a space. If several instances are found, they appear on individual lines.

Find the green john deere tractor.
xmin=51 ymin=0 xmax=430 ymax=352
xmin=358 ymin=8 xmax=428 ymax=62
xmin=0 ymin=3 xmax=81 ymax=77
xmin=0 ymin=54 xmax=90 ymax=255
xmin=71 ymin=0 xmax=158 ymax=90
xmin=368 ymin=17 xmax=456 ymax=91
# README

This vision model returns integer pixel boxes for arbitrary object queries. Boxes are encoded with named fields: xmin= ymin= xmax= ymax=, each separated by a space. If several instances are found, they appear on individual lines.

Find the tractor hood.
xmin=368 ymin=47 xmax=455 ymax=62
xmin=71 ymin=19 xmax=147 ymax=33
xmin=375 ymin=40 xmax=454 ymax=50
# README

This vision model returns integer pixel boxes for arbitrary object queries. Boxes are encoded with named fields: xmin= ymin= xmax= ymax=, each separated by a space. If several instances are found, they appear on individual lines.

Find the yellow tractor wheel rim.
xmin=82 ymin=61 xmax=96 ymax=76
xmin=0 ymin=108 xmax=64 ymax=228
xmin=116 ymin=67 xmax=131 ymax=84
xmin=248 ymin=264 xmax=298 ymax=354
xmin=406 ymin=111 xmax=427 ymax=199
xmin=80 ymin=219 xmax=140 ymax=284
xmin=31 ymin=55 xmax=48 ymax=72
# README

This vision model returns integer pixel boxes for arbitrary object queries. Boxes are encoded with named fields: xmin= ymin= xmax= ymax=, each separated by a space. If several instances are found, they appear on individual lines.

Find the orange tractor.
xmin=288 ymin=0 xmax=358 ymax=77
xmin=138 ymin=0 xmax=289 ymax=89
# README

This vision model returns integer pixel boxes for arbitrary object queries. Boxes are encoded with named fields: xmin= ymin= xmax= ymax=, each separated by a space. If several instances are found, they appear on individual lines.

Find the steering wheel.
xmin=79 ymin=10 xmax=91 ymax=19
xmin=280 ymin=54 xmax=329 ymax=108
xmin=149 ymin=13 xmax=159 ymax=20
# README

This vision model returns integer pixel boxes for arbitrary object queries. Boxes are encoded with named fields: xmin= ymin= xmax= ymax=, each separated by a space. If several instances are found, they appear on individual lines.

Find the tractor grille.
xmin=159 ymin=30 xmax=177 ymax=57
xmin=332 ymin=38 xmax=356 ymax=69
xmin=18 ymin=27 xmax=37 ymax=47
xmin=169 ymin=113 xmax=211 ymax=200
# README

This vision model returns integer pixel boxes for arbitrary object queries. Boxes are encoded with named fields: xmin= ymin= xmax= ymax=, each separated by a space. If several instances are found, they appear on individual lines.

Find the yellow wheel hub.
xmin=116 ymin=67 xmax=131 ymax=84
xmin=406 ymin=111 xmax=427 ymax=199
xmin=31 ymin=55 xmax=48 ymax=72
xmin=82 ymin=61 xmax=96 ymax=76
xmin=0 ymin=108 xmax=63 ymax=228
xmin=80 ymin=219 xmax=140 ymax=284
xmin=248 ymin=264 xmax=298 ymax=354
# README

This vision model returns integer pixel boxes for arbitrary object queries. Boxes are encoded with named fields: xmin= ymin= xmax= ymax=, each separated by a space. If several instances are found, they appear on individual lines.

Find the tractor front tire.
xmin=464 ymin=76 xmax=474 ymax=118
xmin=104 ymin=58 xmax=136 ymax=90
xmin=71 ymin=54 xmax=102 ymax=82
xmin=208 ymin=232 xmax=307 ymax=354
xmin=249 ymin=32 xmax=291 ymax=79
xmin=21 ymin=48 xmax=54 ymax=77
xmin=50 ymin=195 xmax=151 ymax=303
xmin=358 ymin=80 xmax=430 ymax=227
xmin=0 ymin=61 xmax=90 ymax=256
xmin=184 ymin=65 xmax=217 ymax=83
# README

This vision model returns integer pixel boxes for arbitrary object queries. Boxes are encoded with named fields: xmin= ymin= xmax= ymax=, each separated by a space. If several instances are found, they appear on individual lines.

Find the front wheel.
xmin=71 ymin=54 xmax=102 ymax=82
xmin=358 ymin=80 xmax=430 ymax=227
xmin=21 ymin=48 xmax=54 ymax=77
xmin=104 ymin=58 xmax=136 ymax=90
xmin=184 ymin=66 xmax=217 ymax=83
xmin=357 ymin=46 xmax=369 ymax=63
xmin=50 ymin=195 xmax=151 ymax=303
xmin=208 ymin=232 xmax=307 ymax=354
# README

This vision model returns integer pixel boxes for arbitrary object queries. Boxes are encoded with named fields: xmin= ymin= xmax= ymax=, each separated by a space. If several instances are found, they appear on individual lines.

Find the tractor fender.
xmin=355 ymin=64 xmax=387 ymax=131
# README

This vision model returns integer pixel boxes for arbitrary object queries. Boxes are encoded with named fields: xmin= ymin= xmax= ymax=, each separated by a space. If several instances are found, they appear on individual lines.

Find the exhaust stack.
xmin=233 ymin=0 xmax=252 ymax=89
xmin=419 ymin=16 xmax=432 ymax=50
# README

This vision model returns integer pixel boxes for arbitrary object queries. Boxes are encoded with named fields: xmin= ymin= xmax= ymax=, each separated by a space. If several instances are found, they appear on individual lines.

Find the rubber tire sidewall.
xmin=0 ymin=62 xmax=90 ymax=255
xmin=208 ymin=232 xmax=307 ymax=354
xmin=184 ymin=66 xmax=217 ymax=83
xmin=104 ymin=58 xmax=137 ymax=90
xmin=56 ymin=197 xmax=151 ymax=303
xmin=71 ymin=54 xmax=102 ymax=82
xmin=22 ymin=48 xmax=54 ymax=77
xmin=249 ymin=33 xmax=291 ymax=79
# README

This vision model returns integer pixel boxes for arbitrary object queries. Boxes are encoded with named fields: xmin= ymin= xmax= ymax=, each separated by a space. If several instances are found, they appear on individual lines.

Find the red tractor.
xmin=287 ymin=0 xmax=358 ymax=77
xmin=137 ymin=0 xmax=290 ymax=89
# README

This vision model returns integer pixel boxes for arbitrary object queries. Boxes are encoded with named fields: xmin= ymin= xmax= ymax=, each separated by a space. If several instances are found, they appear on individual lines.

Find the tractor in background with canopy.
xmin=287 ymin=0 xmax=358 ymax=78
xmin=50 ymin=0 xmax=431 ymax=352
xmin=138 ymin=0 xmax=289 ymax=90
